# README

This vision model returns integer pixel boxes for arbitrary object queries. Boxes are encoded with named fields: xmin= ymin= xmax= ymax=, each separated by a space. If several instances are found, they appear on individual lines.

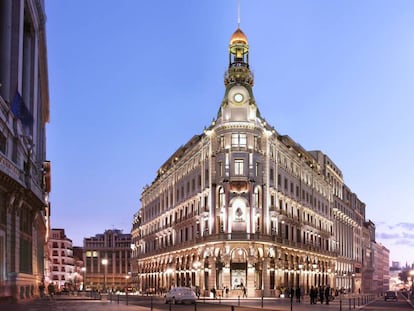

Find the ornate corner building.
xmin=131 ymin=26 xmax=386 ymax=297
xmin=0 ymin=0 xmax=51 ymax=302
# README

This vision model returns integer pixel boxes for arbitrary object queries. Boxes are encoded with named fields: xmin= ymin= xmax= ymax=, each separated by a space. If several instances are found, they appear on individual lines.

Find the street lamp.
xmin=125 ymin=272 xmax=131 ymax=291
xmin=81 ymin=267 xmax=86 ymax=291
xmin=102 ymin=258 xmax=108 ymax=292
xmin=409 ymin=270 xmax=414 ymax=297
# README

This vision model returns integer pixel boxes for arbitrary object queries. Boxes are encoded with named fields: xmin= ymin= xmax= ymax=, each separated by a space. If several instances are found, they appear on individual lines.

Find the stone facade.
xmin=0 ymin=0 xmax=50 ymax=302
xmin=131 ymin=26 xmax=385 ymax=297
xmin=83 ymin=229 xmax=131 ymax=291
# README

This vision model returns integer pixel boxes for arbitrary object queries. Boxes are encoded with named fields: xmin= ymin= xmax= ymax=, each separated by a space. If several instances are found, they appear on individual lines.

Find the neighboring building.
xmin=72 ymin=246 xmax=84 ymax=290
xmin=361 ymin=220 xmax=375 ymax=293
xmin=365 ymin=220 xmax=390 ymax=294
xmin=390 ymin=261 xmax=401 ymax=271
xmin=83 ymin=229 xmax=131 ymax=291
xmin=131 ymin=24 xmax=381 ymax=297
xmin=0 ymin=0 xmax=51 ymax=301
xmin=48 ymin=229 xmax=74 ymax=290
xmin=377 ymin=244 xmax=390 ymax=293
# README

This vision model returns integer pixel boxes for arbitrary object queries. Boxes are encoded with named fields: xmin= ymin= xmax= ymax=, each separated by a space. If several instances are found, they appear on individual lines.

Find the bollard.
xmin=353 ymin=298 xmax=355 ymax=309
xmin=349 ymin=298 xmax=351 ymax=310
xmin=126 ymin=292 xmax=128 ymax=305
xmin=219 ymin=295 xmax=221 ymax=304
xmin=194 ymin=300 xmax=197 ymax=311
xmin=340 ymin=298 xmax=342 ymax=311
xmin=231 ymin=306 xmax=235 ymax=311
xmin=169 ymin=300 xmax=172 ymax=311
xmin=261 ymin=295 xmax=264 ymax=308
xmin=150 ymin=295 xmax=153 ymax=311
xmin=117 ymin=294 xmax=120 ymax=304
xmin=238 ymin=295 xmax=240 ymax=306
xmin=357 ymin=297 xmax=359 ymax=306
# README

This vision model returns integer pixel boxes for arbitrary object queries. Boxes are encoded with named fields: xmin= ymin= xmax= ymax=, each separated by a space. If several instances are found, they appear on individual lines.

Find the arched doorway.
xmin=230 ymin=248 xmax=247 ymax=289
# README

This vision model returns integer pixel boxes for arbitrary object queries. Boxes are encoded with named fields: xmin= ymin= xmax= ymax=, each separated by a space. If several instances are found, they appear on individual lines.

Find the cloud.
xmin=377 ymin=232 xmax=400 ymax=240
xmin=375 ymin=222 xmax=414 ymax=263
xmin=396 ymin=222 xmax=414 ymax=231
xmin=394 ymin=239 xmax=414 ymax=247
xmin=376 ymin=222 xmax=414 ymax=247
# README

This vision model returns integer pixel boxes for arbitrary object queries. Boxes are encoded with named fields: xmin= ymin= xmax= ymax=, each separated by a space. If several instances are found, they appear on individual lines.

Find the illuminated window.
xmin=234 ymin=159 xmax=244 ymax=175
xmin=231 ymin=133 xmax=247 ymax=148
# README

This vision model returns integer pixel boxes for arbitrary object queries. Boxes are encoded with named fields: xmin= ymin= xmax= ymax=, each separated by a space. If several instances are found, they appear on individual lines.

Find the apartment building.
xmin=48 ymin=229 xmax=74 ymax=290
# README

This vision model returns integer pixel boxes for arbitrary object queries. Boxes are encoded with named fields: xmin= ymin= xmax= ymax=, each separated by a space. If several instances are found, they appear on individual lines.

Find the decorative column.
xmin=262 ymin=257 xmax=270 ymax=296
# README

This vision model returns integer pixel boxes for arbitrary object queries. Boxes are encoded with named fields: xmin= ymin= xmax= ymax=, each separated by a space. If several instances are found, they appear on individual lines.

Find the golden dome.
xmin=230 ymin=28 xmax=248 ymax=45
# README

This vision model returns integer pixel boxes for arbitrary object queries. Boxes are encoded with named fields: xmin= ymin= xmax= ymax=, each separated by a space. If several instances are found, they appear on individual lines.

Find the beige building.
xmin=0 ymin=0 xmax=50 ymax=302
xmin=48 ymin=229 xmax=74 ymax=290
xmin=131 ymin=26 xmax=385 ymax=297
xmin=83 ymin=229 xmax=131 ymax=292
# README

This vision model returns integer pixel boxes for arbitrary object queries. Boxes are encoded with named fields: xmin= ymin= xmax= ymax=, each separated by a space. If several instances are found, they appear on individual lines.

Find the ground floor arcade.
xmin=134 ymin=241 xmax=337 ymax=297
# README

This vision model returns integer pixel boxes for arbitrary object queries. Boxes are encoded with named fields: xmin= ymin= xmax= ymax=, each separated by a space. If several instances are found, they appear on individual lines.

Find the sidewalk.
xmin=0 ymin=298 xmax=148 ymax=311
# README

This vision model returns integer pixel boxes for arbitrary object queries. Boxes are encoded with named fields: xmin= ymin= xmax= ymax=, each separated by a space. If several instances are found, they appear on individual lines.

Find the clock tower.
xmin=219 ymin=27 xmax=260 ymax=122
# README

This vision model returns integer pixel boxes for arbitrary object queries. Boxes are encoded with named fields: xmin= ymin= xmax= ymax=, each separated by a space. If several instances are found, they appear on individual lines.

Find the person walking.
xmin=295 ymin=286 xmax=301 ymax=303
xmin=319 ymin=286 xmax=324 ymax=304
xmin=242 ymin=286 xmax=247 ymax=298
xmin=325 ymin=285 xmax=331 ymax=305
xmin=310 ymin=286 xmax=315 ymax=304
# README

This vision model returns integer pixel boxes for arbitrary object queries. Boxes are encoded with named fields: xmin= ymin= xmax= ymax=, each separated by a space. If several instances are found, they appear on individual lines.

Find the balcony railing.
xmin=135 ymin=233 xmax=339 ymax=259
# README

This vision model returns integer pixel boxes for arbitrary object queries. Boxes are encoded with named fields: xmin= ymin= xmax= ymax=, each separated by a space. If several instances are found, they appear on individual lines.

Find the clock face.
xmin=234 ymin=93 xmax=244 ymax=103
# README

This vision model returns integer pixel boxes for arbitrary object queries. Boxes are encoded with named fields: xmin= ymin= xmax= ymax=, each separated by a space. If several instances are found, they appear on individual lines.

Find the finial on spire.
xmin=237 ymin=0 xmax=241 ymax=28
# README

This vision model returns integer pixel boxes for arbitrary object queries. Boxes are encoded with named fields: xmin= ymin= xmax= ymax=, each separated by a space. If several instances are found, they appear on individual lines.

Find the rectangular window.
xmin=234 ymin=159 xmax=244 ymax=175
xmin=220 ymin=135 xmax=225 ymax=149
xmin=218 ymin=162 xmax=223 ymax=177
xmin=231 ymin=133 xmax=247 ymax=148
xmin=0 ymin=133 xmax=6 ymax=154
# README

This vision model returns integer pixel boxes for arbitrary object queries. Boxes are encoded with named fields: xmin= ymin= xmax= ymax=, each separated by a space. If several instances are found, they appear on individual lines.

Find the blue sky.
xmin=46 ymin=1 xmax=414 ymax=265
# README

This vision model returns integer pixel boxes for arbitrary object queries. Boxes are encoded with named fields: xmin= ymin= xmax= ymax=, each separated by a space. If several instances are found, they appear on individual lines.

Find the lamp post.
xmin=81 ymin=267 xmax=86 ymax=291
xmin=102 ymin=258 xmax=108 ymax=292
xmin=351 ymin=273 xmax=355 ymax=294
xmin=410 ymin=270 xmax=414 ymax=298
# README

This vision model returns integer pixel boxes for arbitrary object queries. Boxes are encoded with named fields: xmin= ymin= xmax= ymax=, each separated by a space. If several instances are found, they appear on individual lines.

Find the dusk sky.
xmin=46 ymin=1 xmax=414 ymax=265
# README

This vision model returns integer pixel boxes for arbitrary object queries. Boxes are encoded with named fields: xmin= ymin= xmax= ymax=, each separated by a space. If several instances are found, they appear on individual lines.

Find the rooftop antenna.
xmin=237 ymin=0 xmax=241 ymax=28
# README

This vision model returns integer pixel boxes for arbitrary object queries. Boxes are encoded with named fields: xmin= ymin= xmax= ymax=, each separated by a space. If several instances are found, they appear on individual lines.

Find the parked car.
xmin=384 ymin=290 xmax=397 ymax=301
xmin=164 ymin=287 xmax=196 ymax=304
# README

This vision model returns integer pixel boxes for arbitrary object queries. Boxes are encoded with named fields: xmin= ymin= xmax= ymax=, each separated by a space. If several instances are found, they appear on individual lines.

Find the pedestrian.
xmin=243 ymin=286 xmax=247 ymax=298
xmin=211 ymin=287 xmax=216 ymax=299
xmin=47 ymin=282 xmax=55 ymax=298
xmin=39 ymin=283 xmax=45 ymax=298
xmin=310 ymin=286 xmax=315 ymax=304
xmin=319 ymin=286 xmax=324 ymax=304
xmin=295 ymin=286 xmax=301 ymax=303
xmin=325 ymin=285 xmax=331 ymax=305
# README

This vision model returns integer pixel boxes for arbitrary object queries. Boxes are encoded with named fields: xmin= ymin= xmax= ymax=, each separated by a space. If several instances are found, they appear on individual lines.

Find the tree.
xmin=398 ymin=270 xmax=409 ymax=283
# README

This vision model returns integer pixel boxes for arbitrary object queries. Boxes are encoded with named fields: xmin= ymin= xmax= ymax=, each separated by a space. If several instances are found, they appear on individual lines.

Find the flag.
xmin=11 ymin=91 xmax=33 ymax=128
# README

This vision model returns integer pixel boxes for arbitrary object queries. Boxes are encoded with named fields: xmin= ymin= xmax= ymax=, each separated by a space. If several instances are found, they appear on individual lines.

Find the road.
xmin=0 ymin=293 xmax=412 ymax=311
xmin=359 ymin=294 xmax=414 ymax=311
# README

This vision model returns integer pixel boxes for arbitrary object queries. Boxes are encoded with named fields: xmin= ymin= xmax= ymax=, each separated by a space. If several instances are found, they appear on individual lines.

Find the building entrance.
xmin=230 ymin=248 xmax=247 ymax=290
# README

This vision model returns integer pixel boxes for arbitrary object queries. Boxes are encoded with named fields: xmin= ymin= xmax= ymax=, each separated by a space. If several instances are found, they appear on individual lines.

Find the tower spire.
xmin=237 ymin=0 xmax=241 ymax=28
